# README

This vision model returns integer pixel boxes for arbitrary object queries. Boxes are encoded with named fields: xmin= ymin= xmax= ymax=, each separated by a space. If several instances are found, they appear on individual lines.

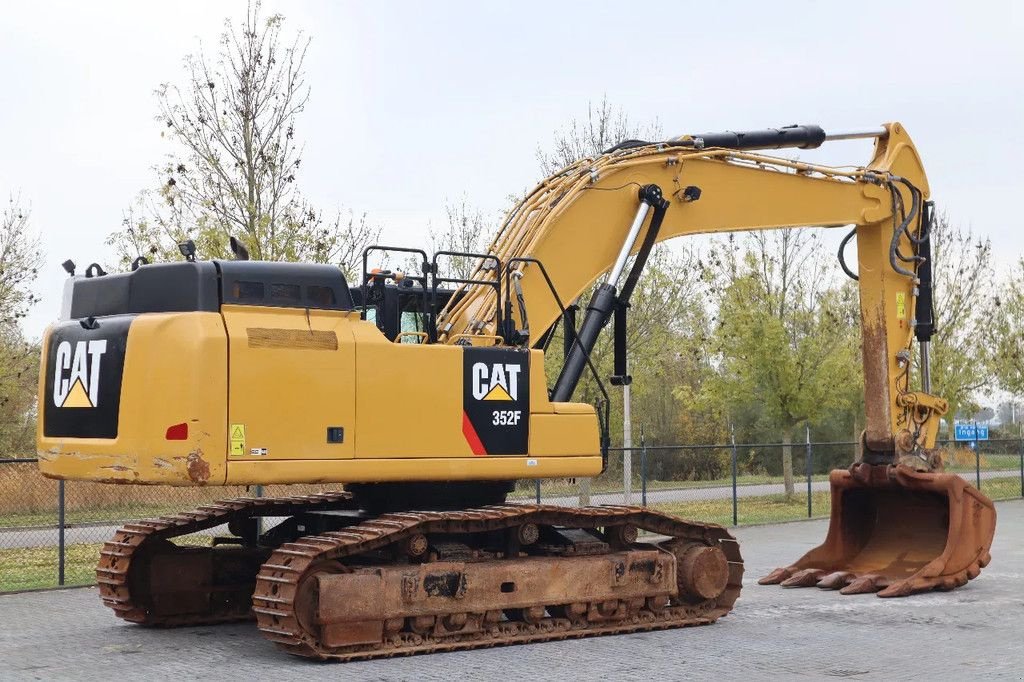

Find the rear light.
xmin=165 ymin=423 xmax=188 ymax=440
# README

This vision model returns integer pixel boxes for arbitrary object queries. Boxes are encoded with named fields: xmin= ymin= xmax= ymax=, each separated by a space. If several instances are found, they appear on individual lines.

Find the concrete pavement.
xmin=0 ymin=499 xmax=1020 ymax=680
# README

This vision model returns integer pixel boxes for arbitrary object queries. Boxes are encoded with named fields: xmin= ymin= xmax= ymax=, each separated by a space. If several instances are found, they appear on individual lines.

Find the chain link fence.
xmin=3 ymin=432 xmax=1022 ymax=593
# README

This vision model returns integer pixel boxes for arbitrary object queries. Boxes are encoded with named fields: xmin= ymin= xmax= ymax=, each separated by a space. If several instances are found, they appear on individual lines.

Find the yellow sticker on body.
xmin=229 ymin=423 xmax=245 ymax=456
xmin=896 ymin=292 xmax=906 ymax=320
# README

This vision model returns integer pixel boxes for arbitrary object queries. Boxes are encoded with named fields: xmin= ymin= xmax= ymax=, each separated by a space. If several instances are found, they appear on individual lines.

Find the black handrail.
xmin=431 ymin=250 xmax=502 ymax=344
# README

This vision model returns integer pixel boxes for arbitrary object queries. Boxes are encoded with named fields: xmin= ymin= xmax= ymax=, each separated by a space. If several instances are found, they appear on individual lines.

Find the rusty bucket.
xmin=759 ymin=463 xmax=996 ymax=597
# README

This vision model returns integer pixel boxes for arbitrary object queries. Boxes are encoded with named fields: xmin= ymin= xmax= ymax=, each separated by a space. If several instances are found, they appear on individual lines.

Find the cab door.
xmin=222 ymin=304 xmax=356 ymax=461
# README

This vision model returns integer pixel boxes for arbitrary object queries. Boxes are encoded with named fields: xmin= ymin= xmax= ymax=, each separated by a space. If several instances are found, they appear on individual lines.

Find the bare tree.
xmin=109 ymin=1 xmax=378 ymax=270
xmin=0 ymin=195 xmax=42 ymax=454
xmin=537 ymin=96 xmax=662 ymax=175
xmin=428 ymin=199 xmax=492 ymax=280
xmin=996 ymin=398 xmax=1023 ymax=427
xmin=0 ymin=195 xmax=42 ymax=324
xmin=305 ymin=210 xmax=379 ymax=280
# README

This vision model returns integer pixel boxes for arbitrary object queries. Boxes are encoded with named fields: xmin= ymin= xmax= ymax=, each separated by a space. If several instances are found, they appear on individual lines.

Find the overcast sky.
xmin=2 ymin=1 xmax=1021 ymax=336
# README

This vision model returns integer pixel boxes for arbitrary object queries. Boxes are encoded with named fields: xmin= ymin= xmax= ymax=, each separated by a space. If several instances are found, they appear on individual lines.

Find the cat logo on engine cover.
xmin=462 ymin=348 xmax=529 ymax=456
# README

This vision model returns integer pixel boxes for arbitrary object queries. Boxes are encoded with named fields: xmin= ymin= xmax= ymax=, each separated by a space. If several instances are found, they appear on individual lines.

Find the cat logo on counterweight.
xmin=52 ymin=340 xmax=107 ymax=408
xmin=43 ymin=316 xmax=129 ymax=439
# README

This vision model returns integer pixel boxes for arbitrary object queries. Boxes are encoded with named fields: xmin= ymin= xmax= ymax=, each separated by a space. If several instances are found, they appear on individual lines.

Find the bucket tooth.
xmin=779 ymin=568 xmax=826 ymax=587
xmin=875 ymin=579 xmax=914 ymax=598
xmin=839 ymin=574 xmax=887 ymax=595
xmin=816 ymin=571 xmax=855 ymax=590
xmin=759 ymin=464 xmax=996 ymax=598
xmin=757 ymin=567 xmax=794 ymax=585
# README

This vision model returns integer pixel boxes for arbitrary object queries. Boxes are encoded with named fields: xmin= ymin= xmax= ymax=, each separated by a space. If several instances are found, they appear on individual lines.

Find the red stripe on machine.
xmin=462 ymin=411 xmax=487 ymax=456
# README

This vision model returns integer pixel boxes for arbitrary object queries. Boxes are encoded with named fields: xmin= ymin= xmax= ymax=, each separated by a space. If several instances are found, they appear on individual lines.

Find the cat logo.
xmin=462 ymin=348 xmax=529 ymax=455
xmin=471 ymin=362 xmax=521 ymax=402
xmin=52 ymin=340 xmax=107 ymax=408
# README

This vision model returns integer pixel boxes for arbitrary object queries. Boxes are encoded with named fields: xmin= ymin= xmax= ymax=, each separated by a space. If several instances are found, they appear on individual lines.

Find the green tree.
xmin=0 ymin=195 xmax=42 ymax=454
xmin=574 ymin=248 xmax=711 ymax=445
xmin=697 ymin=230 xmax=860 ymax=495
xmin=108 ymin=1 xmax=377 ymax=277
xmin=0 ymin=326 xmax=39 ymax=455
xmin=990 ymin=258 xmax=1024 ymax=398
xmin=925 ymin=213 xmax=996 ymax=422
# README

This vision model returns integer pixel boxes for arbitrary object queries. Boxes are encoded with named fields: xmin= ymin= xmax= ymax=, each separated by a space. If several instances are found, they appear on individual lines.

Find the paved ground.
xmin=1 ymin=499 xmax=1020 ymax=681
xmin=1 ymin=469 xmax=1014 ymax=549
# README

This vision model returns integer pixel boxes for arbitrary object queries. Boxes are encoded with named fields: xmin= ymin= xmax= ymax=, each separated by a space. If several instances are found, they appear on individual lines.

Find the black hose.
xmin=887 ymin=176 xmax=922 ymax=278
xmin=889 ymin=184 xmax=915 ymax=262
xmin=602 ymin=139 xmax=655 ymax=153
xmin=838 ymin=228 xmax=859 ymax=281
xmin=896 ymin=178 xmax=929 ymax=245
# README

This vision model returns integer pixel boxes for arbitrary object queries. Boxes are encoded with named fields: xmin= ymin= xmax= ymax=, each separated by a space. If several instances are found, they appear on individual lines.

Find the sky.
xmin=1 ymin=0 xmax=1022 ymax=337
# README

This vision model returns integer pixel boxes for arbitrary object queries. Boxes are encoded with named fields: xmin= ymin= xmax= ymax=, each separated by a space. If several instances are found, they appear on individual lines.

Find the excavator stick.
xmin=759 ymin=463 xmax=996 ymax=597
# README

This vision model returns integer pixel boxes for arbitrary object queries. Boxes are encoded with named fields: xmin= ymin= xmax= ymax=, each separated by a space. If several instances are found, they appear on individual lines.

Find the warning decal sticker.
xmin=230 ymin=423 xmax=246 ymax=457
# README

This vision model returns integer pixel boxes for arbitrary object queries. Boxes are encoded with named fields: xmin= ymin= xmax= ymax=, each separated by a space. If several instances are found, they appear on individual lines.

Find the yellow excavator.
xmin=37 ymin=121 xmax=995 ymax=660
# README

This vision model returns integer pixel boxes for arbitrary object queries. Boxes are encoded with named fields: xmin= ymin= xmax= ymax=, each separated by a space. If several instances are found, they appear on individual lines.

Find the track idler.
xmin=759 ymin=463 xmax=996 ymax=597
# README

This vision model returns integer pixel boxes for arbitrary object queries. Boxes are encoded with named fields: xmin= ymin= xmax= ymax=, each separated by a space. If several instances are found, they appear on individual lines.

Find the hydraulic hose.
xmin=838 ymin=228 xmax=859 ymax=281
xmin=887 ymin=176 xmax=923 ymax=279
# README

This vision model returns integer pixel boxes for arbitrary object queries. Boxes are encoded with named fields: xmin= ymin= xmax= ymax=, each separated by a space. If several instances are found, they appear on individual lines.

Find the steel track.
xmin=96 ymin=494 xmax=743 ymax=660
xmin=252 ymin=504 xmax=743 ymax=660
xmin=96 ymin=492 xmax=358 ymax=626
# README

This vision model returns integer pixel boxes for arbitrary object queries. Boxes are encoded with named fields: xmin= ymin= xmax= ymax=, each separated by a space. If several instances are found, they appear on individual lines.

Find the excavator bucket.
xmin=759 ymin=463 xmax=996 ymax=597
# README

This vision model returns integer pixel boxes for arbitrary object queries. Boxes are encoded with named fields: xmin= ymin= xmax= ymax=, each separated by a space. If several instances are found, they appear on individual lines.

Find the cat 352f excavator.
xmin=38 ymin=122 xmax=995 ymax=661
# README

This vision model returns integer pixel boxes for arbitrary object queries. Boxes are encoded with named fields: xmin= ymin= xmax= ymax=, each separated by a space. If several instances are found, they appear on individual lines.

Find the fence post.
xmin=58 ymin=480 xmax=66 ymax=587
xmin=254 ymin=484 xmax=264 ymax=535
xmin=805 ymin=425 xmax=812 ymax=519
xmin=535 ymin=479 xmax=541 ymax=504
xmin=974 ymin=422 xmax=981 ymax=490
xmin=730 ymin=426 xmax=738 ymax=527
xmin=640 ymin=428 xmax=647 ymax=508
